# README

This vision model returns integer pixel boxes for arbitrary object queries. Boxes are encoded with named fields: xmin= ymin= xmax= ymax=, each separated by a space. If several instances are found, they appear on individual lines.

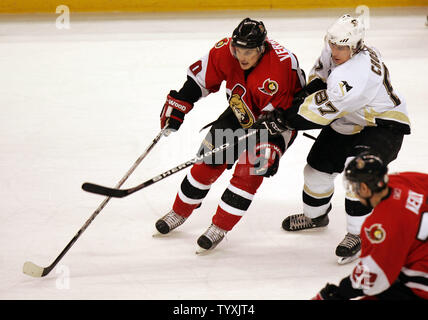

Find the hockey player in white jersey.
xmin=257 ymin=14 xmax=411 ymax=263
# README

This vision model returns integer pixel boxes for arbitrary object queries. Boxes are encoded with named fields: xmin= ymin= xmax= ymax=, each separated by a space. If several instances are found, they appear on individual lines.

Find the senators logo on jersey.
xmin=258 ymin=78 xmax=279 ymax=96
xmin=215 ymin=38 xmax=229 ymax=49
xmin=229 ymin=84 xmax=255 ymax=129
xmin=365 ymin=223 xmax=386 ymax=244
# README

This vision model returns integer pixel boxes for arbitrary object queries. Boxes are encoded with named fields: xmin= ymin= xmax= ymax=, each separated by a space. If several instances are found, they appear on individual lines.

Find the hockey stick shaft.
xmin=23 ymin=126 xmax=169 ymax=277
xmin=302 ymin=132 xmax=317 ymax=141
xmin=82 ymin=129 xmax=259 ymax=198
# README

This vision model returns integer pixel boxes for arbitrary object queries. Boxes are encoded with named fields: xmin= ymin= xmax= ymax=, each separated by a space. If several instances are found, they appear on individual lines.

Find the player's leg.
xmin=282 ymin=127 xmax=351 ymax=231
xmin=197 ymin=130 xmax=294 ymax=251
xmin=338 ymin=126 xmax=404 ymax=261
xmin=155 ymin=108 xmax=242 ymax=234
xmin=196 ymin=151 xmax=264 ymax=251
xmin=155 ymin=162 xmax=228 ymax=234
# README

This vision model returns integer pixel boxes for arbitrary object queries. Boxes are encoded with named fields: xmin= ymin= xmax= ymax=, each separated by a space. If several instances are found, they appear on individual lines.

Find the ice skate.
xmin=153 ymin=210 xmax=187 ymax=236
xmin=196 ymin=224 xmax=227 ymax=254
xmin=282 ymin=205 xmax=331 ymax=231
xmin=336 ymin=233 xmax=361 ymax=265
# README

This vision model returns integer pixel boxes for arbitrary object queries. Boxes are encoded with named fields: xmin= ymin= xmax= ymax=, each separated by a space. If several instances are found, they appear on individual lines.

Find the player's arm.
xmin=315 ymin=203 xmax=417 ymax=299
xmin=255 ymin=67 xmax=365 ymax=134
xmin=160 ymin=76 xmax=201 ymax=132
xmin=307 ymin=43 xmax=332 ymax=83
xmin=255 ymin=81 xmax=331 ymax=134
xmin=280 ymin=78 xmax=328 ymax=130
xmin=160 ymin=40 xmax=228 ymax=133
xmin=252 ymin=58 xmax=301 ymax=177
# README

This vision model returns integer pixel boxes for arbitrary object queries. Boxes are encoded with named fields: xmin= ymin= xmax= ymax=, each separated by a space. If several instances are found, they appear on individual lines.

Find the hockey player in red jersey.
xmin=313 ymin=153 xmax=428 ymax=300
xmin=155 ymin=18 xmax=305 ymax=252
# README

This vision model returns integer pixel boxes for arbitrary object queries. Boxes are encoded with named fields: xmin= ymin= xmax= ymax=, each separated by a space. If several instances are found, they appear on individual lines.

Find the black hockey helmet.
xmin=232 ymin=18 xmax=267 ymax=49
xmin=344 ymin=153 xmax=388 ymax=194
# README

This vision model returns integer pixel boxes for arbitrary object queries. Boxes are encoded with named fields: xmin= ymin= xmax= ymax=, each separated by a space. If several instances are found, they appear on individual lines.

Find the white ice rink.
xmin=1 ymin=7 xmax=427 ymax=300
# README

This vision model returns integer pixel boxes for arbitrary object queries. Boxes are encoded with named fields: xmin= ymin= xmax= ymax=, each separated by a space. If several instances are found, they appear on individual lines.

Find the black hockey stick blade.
xmin=82 ymin=182 xmax=129 ymax=198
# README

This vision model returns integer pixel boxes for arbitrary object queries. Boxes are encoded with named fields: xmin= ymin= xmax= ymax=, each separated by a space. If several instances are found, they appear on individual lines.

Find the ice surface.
xmin=0 ymin=7 xmax=427 ymax=300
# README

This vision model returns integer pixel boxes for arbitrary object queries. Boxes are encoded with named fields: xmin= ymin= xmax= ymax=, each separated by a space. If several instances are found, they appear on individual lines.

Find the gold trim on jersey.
xmin=298 ymin=93 xmax=347 ymax=126
xmin=308 ymin=75 xmax=326 ymax=83
xmin=350 ymin=125 xmax=365 ymax=134
xmin=364 ymin=107 xmax=411 ymax=127
xmin=345 ymin=190 xmax=359 ymax=200
xmin=303 ymin=184 xmax=334 ymax=199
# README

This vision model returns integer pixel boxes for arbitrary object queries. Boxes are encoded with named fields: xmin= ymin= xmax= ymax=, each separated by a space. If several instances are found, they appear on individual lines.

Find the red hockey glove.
xmin=160 ymin=93 xmax=193 ymax=133
xmin=252 ymin=142 xmax=282 ymax=177
xmin=312 ymin=283 xmax=344 ymax=300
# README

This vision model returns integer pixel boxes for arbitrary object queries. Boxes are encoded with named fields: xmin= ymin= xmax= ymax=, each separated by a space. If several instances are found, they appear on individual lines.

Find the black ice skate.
xmin=154 ymin=210 xmax=187 ymax=235
xmin=196 ymin=224 xmax=227 ymax=254
xmin=282 ymin=205 xmax=331 ymax=231
xmin=336 ymin=233 xmax=361 ymax=264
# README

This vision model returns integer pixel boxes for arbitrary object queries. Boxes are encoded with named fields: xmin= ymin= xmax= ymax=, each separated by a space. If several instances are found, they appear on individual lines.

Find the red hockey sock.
xmin=212 ymin=152 xmax=264 ymax=231
xmin=172 ymin=162 xmax=227 ymax=218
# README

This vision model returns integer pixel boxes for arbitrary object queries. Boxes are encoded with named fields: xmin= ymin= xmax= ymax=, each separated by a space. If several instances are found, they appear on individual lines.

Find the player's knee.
xmin=231 ymin=161 xmax=264 ymax=194
xmin=191 ymin=162 xmax=227 ymax=185
xmin=303 ymin=164 xmax=337 ymax=195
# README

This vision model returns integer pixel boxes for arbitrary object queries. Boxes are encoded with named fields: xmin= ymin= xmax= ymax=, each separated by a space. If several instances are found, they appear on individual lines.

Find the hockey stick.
xmin=82 ymin=129 xmax=258 ymax=198
xmin=23 ymin=126 xmax=169 ymax=277
xmin=302 ymin=132 xmax=317 ymax=141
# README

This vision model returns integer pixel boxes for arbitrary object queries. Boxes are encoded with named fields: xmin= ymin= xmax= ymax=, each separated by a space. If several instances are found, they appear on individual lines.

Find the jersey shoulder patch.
xmin=214 ymin=37 xmax=230 ymax=49
xmin=405 ymin=189 xmax=425 ymax=215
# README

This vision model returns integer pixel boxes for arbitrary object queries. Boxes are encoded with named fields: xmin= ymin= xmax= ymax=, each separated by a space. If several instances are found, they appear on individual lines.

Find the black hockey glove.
xmin=312 ymin=283 xmax=347 ymax=300
xmin=254 ymin=109 xmax=293 ymax=136
xmin=292 ymin=78 xmax=327 ymax=107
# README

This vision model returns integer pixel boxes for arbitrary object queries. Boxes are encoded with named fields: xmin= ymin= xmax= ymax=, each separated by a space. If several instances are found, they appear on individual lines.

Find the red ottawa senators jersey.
xmin=350 ymin=172 xmax=428 ymax=299
xmin=186 ymin=37 xmax=305 ymax=129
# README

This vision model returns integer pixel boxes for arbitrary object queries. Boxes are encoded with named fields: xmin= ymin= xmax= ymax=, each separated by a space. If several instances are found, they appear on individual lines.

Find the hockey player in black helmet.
xmin=344 ymin=152 xmax=389 ymax=209
xmin=156 ymin=17 xmax=305 ymax=253
xmin=229 ymin=18 xmax=268 ymax=70
xmin=231 ymin=17 xmax=267 ymax=50
xmin=314 ymin=155 xmax=428 ymax=300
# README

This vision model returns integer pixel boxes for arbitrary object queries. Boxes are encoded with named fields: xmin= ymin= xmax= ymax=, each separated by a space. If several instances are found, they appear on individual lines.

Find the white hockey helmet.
xmin=326 ymin=14 xmax=365 ymax=56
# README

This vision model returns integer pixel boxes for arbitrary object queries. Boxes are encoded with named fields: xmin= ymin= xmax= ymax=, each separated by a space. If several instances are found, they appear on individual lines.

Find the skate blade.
xmin=195 ymin=246 xmax=212 ymax=255
xmin=152 ymin=229 xmax=170 ymax=237
xmin=337 ymin=250 xmax=361 ymax=265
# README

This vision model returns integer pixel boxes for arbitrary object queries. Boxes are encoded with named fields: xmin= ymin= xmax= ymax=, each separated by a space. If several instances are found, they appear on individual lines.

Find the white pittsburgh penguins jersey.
xmin=299 ymin=44 xmax=410 ymax=135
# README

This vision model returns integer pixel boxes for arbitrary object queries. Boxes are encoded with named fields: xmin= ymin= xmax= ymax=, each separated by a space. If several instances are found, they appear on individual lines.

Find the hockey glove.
xmin=312 ymin=283 xmax=346 ymax=300
xmin=254 ymin=109 xmax=293 ymax=136
xmin=160 ymin=92 xmax=193 ymax=134
xmin=252 ymin=142 xmax=282 ymax=177
xmin=292 ymin=78 xmax=327 ymax=107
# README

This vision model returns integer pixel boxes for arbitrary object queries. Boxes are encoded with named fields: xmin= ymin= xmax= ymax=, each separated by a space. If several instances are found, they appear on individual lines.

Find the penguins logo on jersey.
xmin=339 ymin=81 xmax=353 ymax=96
xmin=215 ymin=38 xmax=229 ymax=49
xmin=229 ymin=84 xmax=255 ymax=129
xmin=365 ymin=223 xmax=386 ymax=244
xmin=258 ymin=78 xmax=279 ymax=96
